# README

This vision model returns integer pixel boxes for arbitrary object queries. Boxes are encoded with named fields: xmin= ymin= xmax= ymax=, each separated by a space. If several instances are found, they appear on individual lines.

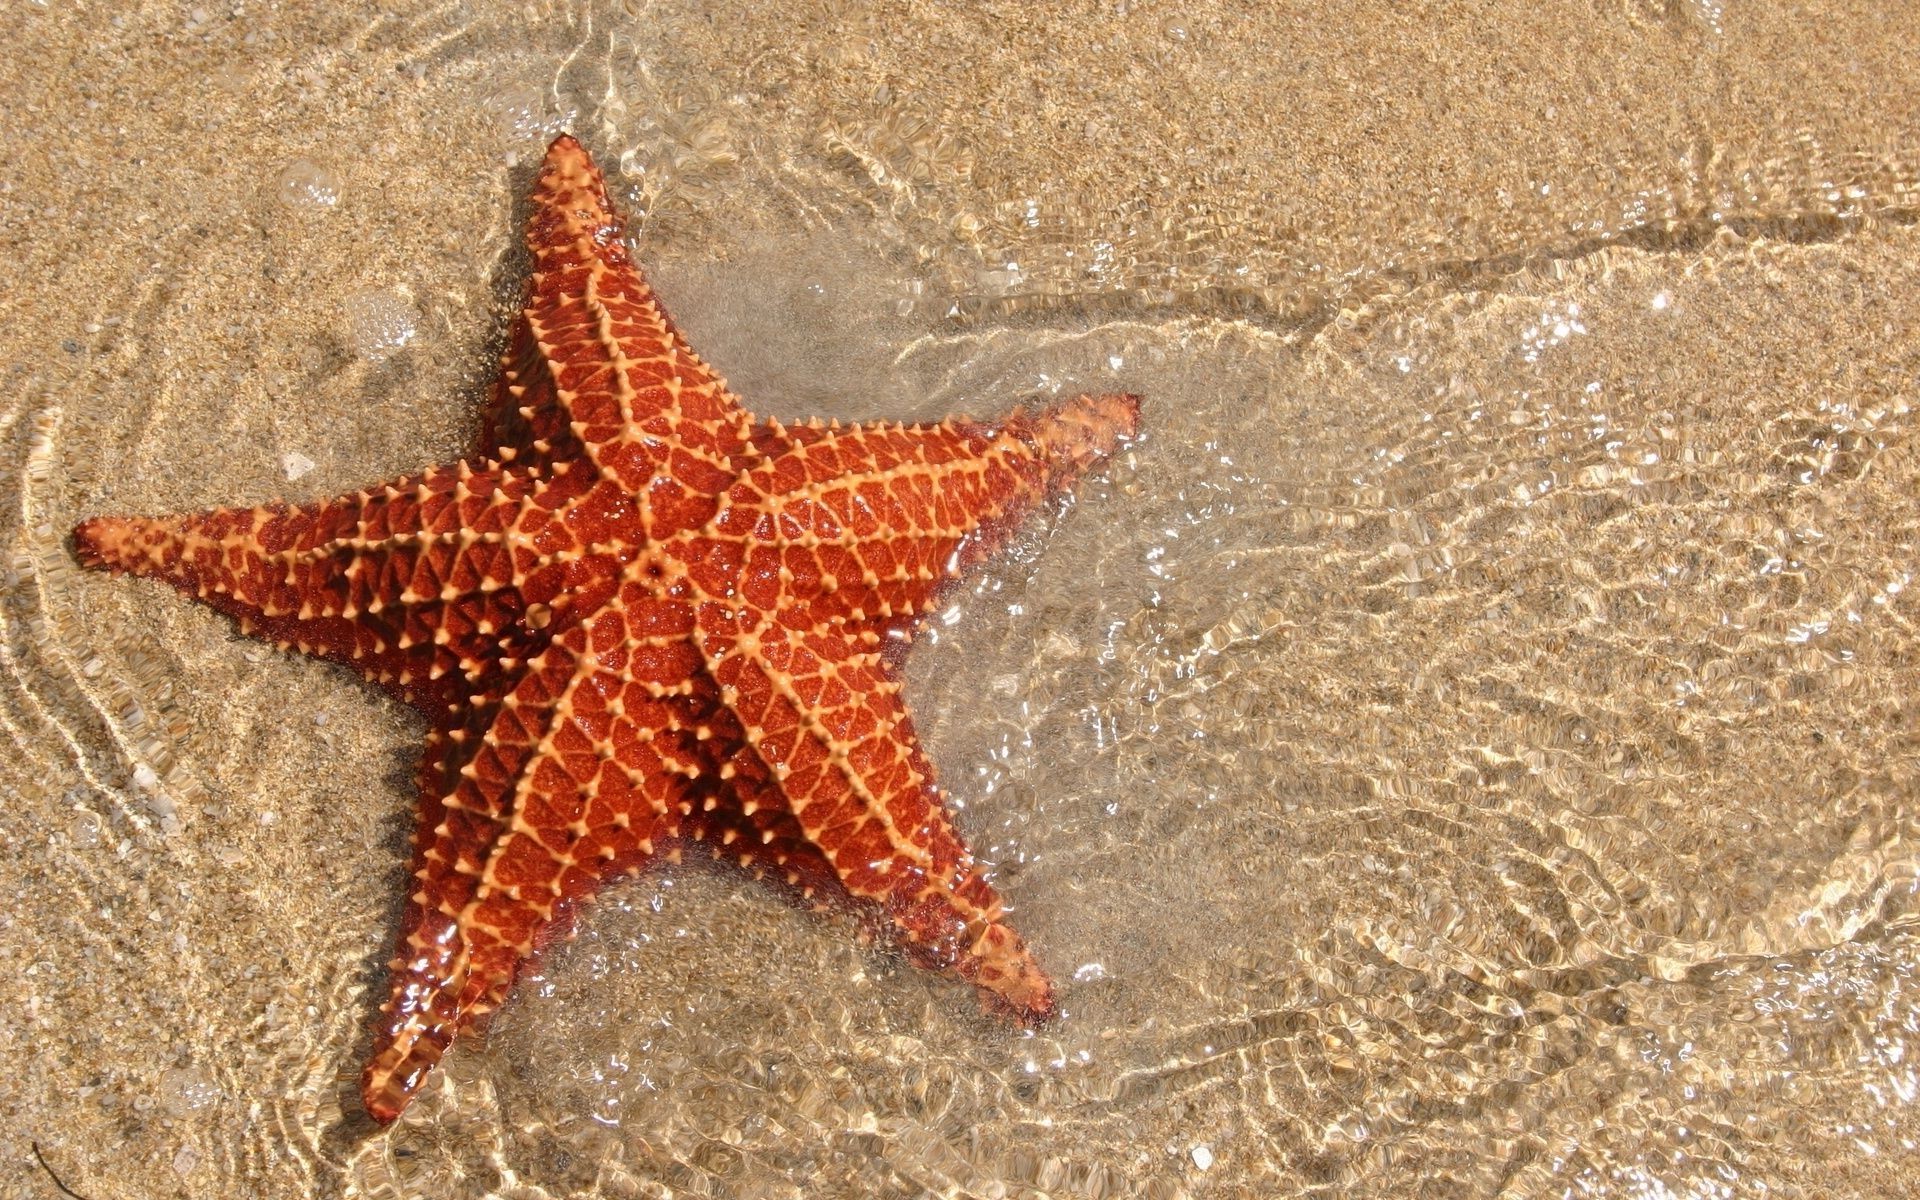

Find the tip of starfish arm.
xmin=360 ymin=1010 xmax=457 ymax=1124
xmin=70 ymin=515 xmax=120 ymax=568
xmin=972 ymin=925 xmax=1058 ymax=1024
xmin=529 ymin=134 xmax=626 ymax=261
xmin=360 ymin=1064 xmax=426 ymax=1125
xmin=542 ymin=134 xmax=592 ymax=176
xmin=1020 ymin=392 xmax=1144 ymax=481
xmin=72 ymin=514 xmax=170 ymax=573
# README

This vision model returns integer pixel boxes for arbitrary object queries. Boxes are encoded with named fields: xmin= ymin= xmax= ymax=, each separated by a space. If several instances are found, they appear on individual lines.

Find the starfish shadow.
xmin=313 ymin=153 xmax=551 ymax=1152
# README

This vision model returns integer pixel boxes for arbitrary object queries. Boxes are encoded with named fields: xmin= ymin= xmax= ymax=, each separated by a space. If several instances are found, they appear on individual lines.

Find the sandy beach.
xmin=3 ymin=2 xmax=1918 ymax=1196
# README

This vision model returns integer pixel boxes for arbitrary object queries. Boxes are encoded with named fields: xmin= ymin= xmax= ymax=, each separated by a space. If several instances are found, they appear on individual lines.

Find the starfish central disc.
xmin=74 ymin=135 xmax=1141 ymax=1124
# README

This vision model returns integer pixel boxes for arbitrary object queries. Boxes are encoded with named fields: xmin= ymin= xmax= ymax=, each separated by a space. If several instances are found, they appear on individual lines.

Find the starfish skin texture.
xmin=73 ymin=135 xmax=1140 ymax=1123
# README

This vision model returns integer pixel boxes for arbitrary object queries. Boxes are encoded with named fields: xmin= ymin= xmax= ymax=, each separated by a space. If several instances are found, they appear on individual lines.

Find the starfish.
xmin=74 ymin=135 xmax=1139 ymax=1123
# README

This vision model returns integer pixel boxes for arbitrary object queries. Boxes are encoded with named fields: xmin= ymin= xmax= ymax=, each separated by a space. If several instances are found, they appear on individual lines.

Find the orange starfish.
xmin=74 ymin=135 xmax=1139 ymax=1123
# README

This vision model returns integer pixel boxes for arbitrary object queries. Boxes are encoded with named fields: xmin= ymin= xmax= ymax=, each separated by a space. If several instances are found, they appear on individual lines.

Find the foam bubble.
xmin=274 ymin=159 xmax=342 ymax=212
xmin=340 ymin=289 xmax=417 ymax=362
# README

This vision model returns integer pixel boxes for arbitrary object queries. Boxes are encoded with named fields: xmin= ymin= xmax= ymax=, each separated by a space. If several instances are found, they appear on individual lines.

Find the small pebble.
xmin=149 ymin=798 xmax=180 ymax=832
xmin=68 ymin=813 xmax=104 ymax=849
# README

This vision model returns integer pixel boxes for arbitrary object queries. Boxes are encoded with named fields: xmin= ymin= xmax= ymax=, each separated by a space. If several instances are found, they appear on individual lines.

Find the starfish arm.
xmin=496 ymin=135 xmax=755 ymax=531
xmin=706 ymin=614 xmax=1055 ymax=1021
xmin=732 ymin=392 xmax=1140 ymax=630
xmin=73 ymin=461 xmax=563 ymax=702
xmin=360 ymin=590 xmax=712 ymax=1122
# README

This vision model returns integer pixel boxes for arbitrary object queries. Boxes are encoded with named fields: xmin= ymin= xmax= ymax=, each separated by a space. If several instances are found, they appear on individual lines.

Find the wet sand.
xmin=3 ymin=2 xmax=1918 ymax=1197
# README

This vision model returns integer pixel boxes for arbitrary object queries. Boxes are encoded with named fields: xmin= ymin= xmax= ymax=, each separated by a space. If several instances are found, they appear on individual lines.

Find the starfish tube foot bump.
xmin=74 ymin=134 xmax=1140 ymax=1123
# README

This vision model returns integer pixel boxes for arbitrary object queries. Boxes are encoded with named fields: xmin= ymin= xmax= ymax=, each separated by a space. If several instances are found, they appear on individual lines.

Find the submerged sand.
xmin=3 ymin=2 xmax=1918 ymax=1197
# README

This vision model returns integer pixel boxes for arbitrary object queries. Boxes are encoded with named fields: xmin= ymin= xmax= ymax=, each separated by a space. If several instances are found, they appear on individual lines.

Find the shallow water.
xmin=3 ymin=3 xmax=1918 ymax=1198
